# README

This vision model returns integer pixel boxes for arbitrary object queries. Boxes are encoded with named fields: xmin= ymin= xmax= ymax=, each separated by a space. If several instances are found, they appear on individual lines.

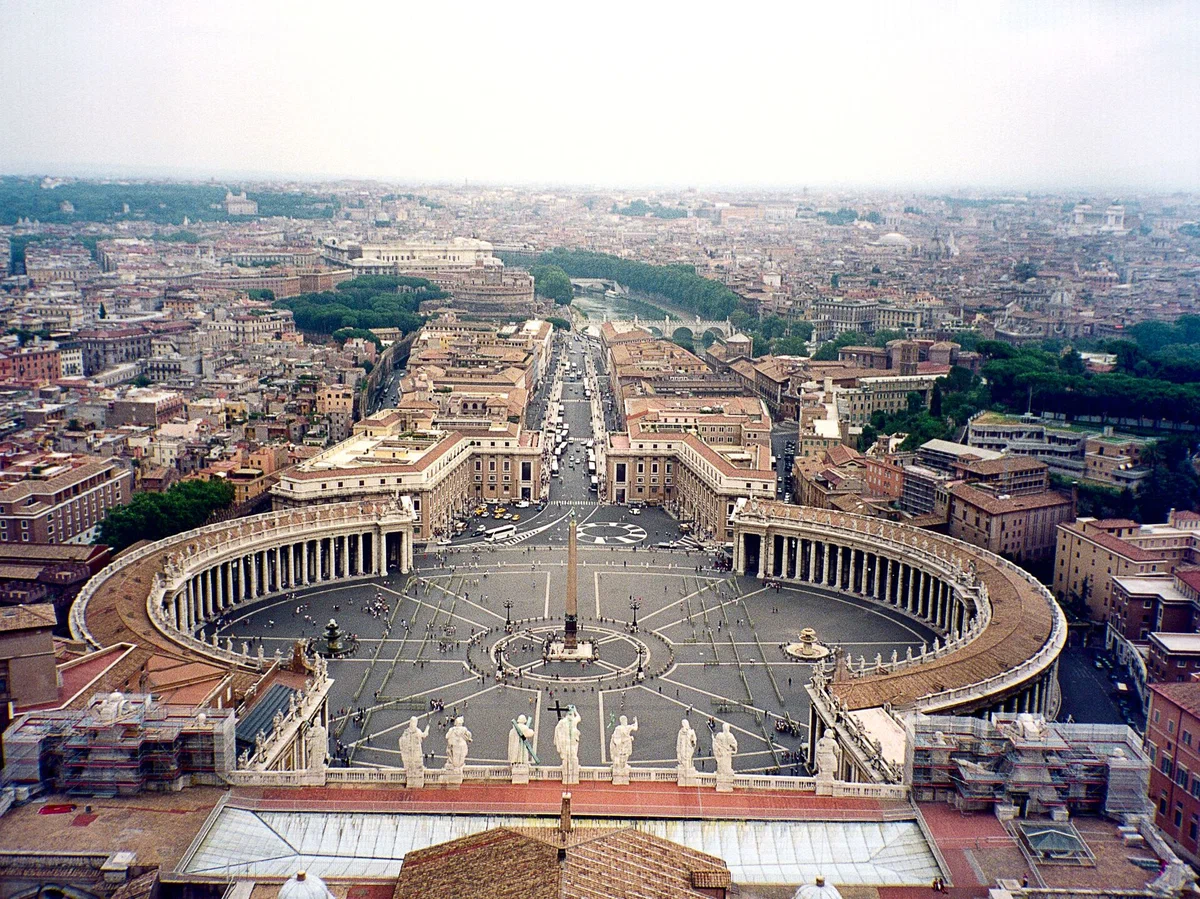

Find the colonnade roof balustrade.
xmin=70 ymin=501 xmax=412 ymax=674
xmin=732 ymin=500 xmax=1065 ymax=714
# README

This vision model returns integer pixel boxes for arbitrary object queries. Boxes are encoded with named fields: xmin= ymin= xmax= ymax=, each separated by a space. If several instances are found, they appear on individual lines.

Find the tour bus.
xmin=485 ymin=523 xmax=517 ymax=542
xmin=589 ymin=476 xmax=598 ymax=492
xmin=551 ymin=460 xmax=560 ymax=476
xmin=587 ymin=460 xmax=596 ymax=474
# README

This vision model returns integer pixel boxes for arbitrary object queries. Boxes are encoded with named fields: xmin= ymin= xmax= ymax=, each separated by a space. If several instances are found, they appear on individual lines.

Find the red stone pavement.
xmin=237 ymin=780 xmax=908 ymax=821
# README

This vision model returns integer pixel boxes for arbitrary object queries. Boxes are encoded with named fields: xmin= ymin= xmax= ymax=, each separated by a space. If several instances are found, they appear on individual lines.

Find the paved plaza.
xmin=211 ymin=535 xmax=934 ymax=774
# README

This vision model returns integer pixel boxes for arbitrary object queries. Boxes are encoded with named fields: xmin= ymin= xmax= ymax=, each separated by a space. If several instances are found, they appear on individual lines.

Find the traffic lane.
xmin=1056 ymin=645 xmax=1134 ymax=726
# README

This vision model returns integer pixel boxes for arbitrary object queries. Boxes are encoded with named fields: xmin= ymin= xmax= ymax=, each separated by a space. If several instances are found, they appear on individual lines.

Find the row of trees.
xmin=0 ymin=176 xmax=335 ymax=225
xmin=612 ymin=199 xmax=688 ymax=219
xmin=95 ymin=478 xmax=235 ymax=553
xmin=726 ymin=311 xmax=813 ymax=357
xmin=978 ymin=340 xmax=1200 ymax=425
xmin=534 ymin=249 xmax=742 ymax=319
xmin=274 ymin=275 xmax=443 ymax=336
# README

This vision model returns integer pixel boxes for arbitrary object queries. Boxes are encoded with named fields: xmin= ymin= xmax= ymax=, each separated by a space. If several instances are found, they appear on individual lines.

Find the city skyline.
xmin=2 ymin=0 xmax=1199 ymax=192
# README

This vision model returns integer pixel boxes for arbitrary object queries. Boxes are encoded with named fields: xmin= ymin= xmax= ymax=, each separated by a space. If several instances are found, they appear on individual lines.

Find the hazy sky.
xmin=1 ymin=0 xmax=1198 ymax=191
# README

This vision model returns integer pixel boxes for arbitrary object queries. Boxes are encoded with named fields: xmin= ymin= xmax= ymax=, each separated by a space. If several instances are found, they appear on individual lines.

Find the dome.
xmin=279 ymin=871 xmax=334 ymax=899
xmin=878 ymin=232 xmax=912 ymax=247
xmin=793 ymin=876 xmax=843 ymax=899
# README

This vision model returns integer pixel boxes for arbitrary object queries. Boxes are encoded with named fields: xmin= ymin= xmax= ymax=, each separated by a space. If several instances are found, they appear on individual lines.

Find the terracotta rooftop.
xmin=0 ymin=602 xmax=56 ymax=632
xmin=946 ymin=482 xmax=1072 ymax=515
xmin=1150 ymin=681 xmax=1200 ymax=719
xmin=393 ymin=826 xmax=730 ymax=899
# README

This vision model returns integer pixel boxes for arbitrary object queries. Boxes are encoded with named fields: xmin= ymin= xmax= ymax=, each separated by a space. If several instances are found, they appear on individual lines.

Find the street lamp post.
xmin=629 ymin=598 xmax=641 ymax=633
xmin=504 ymin=599 xmax=514 ymax=633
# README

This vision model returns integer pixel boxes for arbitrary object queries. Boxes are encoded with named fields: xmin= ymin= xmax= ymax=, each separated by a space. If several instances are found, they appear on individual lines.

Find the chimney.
xmin=559 ymin=791 xmax=572 ymax=838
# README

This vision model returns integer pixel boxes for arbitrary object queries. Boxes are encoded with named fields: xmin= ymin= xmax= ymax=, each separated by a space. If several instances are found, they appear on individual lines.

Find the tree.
xmin=95 ymin=478 xmax=235 ymax=552
xmin=773 ymin=335 xmax=810 ymax=356
xmin=906 ymin=391 xmax=925 ymax=414
xmin=133 ymin=374 xmax=151 ymax=388
xmin=530 ymin=264 xmax=573 ymax=305
xmin=547 ymin=317 xmax=571 ymax=331
xmin=535 ymin=249 xmax=743 ymax=320
xmin=930 ymin=382 xmax=943 ymax=417
xmin=98 ymin=302 xmax=107 ymax=319
xmin=1013 ymin=261 xmax=1039 ymax=281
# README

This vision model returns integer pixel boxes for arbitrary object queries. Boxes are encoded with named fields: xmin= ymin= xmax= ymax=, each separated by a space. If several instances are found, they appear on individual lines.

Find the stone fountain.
xmin=784 ymin=627 xmax=831 ymax=662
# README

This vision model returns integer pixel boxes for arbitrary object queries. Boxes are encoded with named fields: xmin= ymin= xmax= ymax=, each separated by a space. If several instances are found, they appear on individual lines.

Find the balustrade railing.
xmin=221 ymin=764 xmax=885 ymax=796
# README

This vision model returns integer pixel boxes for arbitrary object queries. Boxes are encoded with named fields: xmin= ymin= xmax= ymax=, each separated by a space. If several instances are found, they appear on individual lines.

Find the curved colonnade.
xmin=731 ymin=501 xmax=1066 ymax=751
xmin=70 ymin=501 xmax=417 ymax=675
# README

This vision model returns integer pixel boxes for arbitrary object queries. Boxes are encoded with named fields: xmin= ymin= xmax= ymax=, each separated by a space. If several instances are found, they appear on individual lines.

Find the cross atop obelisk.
xmin=564 ymin=513 xmax=578 ymax=649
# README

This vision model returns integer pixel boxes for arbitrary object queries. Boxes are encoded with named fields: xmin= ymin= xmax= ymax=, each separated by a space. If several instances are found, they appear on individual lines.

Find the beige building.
xmin=272 ymin=412 xmax=543 ymax=540
xmin=605 ymin=397 xmax=775 ymax=544
xmin=1053 ymin=512 xmax=1200 ymax=620
xmin=943 ymin=482 xmax=1076 ymax=564
xmin=0 ymin=455 xmax=132 ymax=545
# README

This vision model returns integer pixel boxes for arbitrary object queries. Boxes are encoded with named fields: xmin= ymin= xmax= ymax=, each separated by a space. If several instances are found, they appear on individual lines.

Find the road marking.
xmin=594 ymin=570 xmax=601 ymax=618
xmin=544 ymin=571 xmax=551 ymax=618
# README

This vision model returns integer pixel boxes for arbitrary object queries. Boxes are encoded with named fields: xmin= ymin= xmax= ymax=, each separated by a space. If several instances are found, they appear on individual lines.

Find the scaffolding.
xmin=905 ymin=712 xmax=1150 ymax=818
xmin=2 ymin=694 xmax=235 ymax=797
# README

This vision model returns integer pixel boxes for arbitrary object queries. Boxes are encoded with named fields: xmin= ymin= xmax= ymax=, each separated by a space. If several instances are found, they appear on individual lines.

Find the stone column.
xmin=353 ymin=534 xmax=361 ymax=576
xmin=377 ymin=530 xmax=387 ymax=575
xmin=274 ymin=547 xmax=283 ymax=593
xmin=822 ymin=542 xmax=831 ymax=586
xmin=210 ymin=567 xmax=219 ymax=612
xmin=174 ymin=592 xmax=184 ymax=630
xmin=299 ymin=541 xmax=308 ymax=585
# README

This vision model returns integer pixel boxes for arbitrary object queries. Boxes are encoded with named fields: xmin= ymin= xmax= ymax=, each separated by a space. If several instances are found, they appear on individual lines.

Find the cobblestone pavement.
xmin=213 ymin=545 xmax=934 ymax=774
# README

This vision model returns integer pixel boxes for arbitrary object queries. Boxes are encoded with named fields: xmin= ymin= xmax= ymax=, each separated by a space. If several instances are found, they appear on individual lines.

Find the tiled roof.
xmin=0 ymin=602 xmax=56 ymax=632
xmin=393 ymin=826 xmax=728 ymax=899
xmin=1152 ymin=681 xmax=1200 ymax=720
xmin=947 ymin=482 xmax=1072 ymax=515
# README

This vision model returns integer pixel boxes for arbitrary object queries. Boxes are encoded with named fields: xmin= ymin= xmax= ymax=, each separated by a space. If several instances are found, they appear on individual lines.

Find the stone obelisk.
xmin=564 ymin=514 xmax=578 ymax=650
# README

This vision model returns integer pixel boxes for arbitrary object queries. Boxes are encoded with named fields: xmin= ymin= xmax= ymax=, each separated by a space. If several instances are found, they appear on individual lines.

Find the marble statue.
xmin=609 ymin=715 xmax=638 ymax=774
xmin=306 ymin=721 xmax=328 ymax=774
xmin=815 ymin=730 xmax=841 ymax=781
xmin=398 ymin=717 xmax=429 ymax=780
xmin=508 ymin=715 xmax=535 ymax=765
xmin=95 ymin=691 xmax=127 ymax=724
xmin=445 ymin=716 xmax=472 ymax=772
xmin=712 ymin=722 xmax=738 ymax=779
xmin=676 ymin=719 xmax=697 ymax=774
xmin=554 ymin=705 xmax=582 ymax=784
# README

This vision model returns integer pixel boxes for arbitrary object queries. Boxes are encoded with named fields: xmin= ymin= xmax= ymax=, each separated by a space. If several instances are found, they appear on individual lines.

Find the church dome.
xmin=793 ymin=876 xmax=843 ymax=899
xmin=878 ymin=232 xmax=912 ymax=247
xmin=279 ymin=871 xmax=334 ymax=899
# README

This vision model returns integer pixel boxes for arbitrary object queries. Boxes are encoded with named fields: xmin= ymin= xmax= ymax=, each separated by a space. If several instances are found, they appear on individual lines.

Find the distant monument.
xmin=546 ymin=515 xmax=596 ymax=662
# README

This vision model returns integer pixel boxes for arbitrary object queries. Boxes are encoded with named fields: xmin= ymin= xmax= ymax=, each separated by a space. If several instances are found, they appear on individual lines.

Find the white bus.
xmin=485 ymin=524 xmax=517 ymax=542
xmin=589 ymin=476 xmax=598 ymax=491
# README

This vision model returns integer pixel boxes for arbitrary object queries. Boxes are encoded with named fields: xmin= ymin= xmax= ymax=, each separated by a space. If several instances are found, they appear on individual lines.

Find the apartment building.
xmin=1147 ymin=682 xmax=1200 ymax=867
xmin=943 ymin=481 xmax=1076 ymax=564
xmin=1054 ymin=512 xmax=1200 ymax=621
xmin=0 ymin=455 xmax=131 ymax=545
